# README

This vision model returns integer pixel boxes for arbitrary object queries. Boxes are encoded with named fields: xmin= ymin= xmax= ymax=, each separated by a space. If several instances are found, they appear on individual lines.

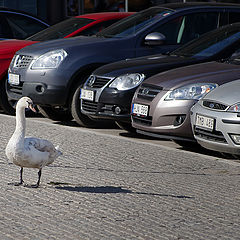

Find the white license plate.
xmin=8 ymin=73 xmax=20 ymax=85
xmin=195 ymin=114 xmax=214 ymax=131
xmin=132 ymin=103 xmax=149 ymax=116
xmin=80 ymin=89 xmax=94 ymax=101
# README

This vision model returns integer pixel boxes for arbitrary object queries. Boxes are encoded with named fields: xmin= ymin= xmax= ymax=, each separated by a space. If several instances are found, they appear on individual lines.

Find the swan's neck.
xmin=14 ymin=106 xmax=26 ymax=139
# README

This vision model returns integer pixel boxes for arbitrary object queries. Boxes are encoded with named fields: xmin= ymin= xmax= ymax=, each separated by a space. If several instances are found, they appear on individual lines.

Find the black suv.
xmin=7 ymin=2 xmax=240 ymax=124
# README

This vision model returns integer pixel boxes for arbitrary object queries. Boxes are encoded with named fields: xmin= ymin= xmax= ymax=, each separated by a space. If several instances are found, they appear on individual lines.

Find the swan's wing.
xmin=25 ymin=137 xmax=56 ymax=152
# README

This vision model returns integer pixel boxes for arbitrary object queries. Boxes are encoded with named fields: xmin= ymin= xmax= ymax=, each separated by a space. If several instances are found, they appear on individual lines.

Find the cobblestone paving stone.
xmin=0 ymin=114 xmax=239 ymax=240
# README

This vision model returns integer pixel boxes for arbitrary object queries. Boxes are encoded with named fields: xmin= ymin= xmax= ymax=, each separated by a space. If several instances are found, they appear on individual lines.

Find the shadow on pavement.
xmin=54 ymin=185 xmax=194 ymax=199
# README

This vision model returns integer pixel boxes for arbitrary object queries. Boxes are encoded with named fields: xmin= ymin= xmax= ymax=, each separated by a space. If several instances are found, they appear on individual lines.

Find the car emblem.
xmin=209 ymin=103 xmax=215 ymax=108
xmin=88 ymin=75 xmax=95 ymax=87
xmin=141 ymin=88 xmax=150 ymax=95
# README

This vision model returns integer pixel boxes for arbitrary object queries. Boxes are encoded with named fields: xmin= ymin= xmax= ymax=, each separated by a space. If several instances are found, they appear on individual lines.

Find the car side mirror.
xmin=144 ymin=32 xmax=166 ymax=46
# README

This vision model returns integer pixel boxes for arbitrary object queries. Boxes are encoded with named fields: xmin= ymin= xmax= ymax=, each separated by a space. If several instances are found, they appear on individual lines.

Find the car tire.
xmin=71 ymin=85 xmax=100 ymax=127
xmin=0 ymin=78 xmax=16 ymax=115
xmin=115 ymin=121 xmax=136 ymax=133
xmin=38 ymin=105 xmax=73 ymax=122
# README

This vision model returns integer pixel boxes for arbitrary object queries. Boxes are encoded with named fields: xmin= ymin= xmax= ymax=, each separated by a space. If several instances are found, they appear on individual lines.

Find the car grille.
xmin=13 ymin=54 xmax=33 ymax=68
xmin=202 ymin=100 xmax=228 ymax=111
xmin=8 ymin=82 xmax=23 ymax=95
xmin=137 ymin=83 xmax=162 ymax=101
xmin=194 ymin=127 xmax=227 ymax=143
xmin=81 ymin=100 xmax=98 ymax=113
xmin=132 ymin=115 xmax=152 ymax=126
xmin=86 ymin=75 xmax=113 ymax=88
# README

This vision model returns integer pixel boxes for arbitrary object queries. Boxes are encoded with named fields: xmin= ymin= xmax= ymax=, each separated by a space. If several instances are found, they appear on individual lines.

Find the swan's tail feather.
xmin=55 ymin=145 xmax=63 ymax=156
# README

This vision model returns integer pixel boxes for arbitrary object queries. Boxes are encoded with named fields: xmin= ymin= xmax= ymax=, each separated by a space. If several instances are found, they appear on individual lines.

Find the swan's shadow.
xmin=53 ymin=185 xmax=194 ymax=199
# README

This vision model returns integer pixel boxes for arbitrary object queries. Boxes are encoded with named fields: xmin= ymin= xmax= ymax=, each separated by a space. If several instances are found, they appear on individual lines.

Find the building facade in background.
xmin=0 ymin=0 xmax=239 ymax=25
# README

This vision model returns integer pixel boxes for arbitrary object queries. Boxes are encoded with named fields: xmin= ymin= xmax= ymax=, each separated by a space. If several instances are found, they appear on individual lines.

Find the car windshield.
xmin=26 ymin=17 xmax=94 ymax=41
xmin=96 ymin=7 xmax=174 ymax=38
xmin=172 ymin=26 xmax=240 ymax=58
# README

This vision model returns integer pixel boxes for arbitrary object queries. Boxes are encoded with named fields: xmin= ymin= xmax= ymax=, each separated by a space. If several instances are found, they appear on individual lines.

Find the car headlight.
xmin=109 ymin=73 xmax=145 ymax=90
xmin=165 ymin=83 xmax=218 ymax=100
xmin=227 ymin=103 xmax=240 ymax=113
xmin=31 ymin=49 xmax=67 ymax=69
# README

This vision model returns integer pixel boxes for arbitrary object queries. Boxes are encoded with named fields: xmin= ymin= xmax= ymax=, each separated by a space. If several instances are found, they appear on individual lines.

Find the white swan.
xmin=5 ymin=97 xmax=62 ymax=187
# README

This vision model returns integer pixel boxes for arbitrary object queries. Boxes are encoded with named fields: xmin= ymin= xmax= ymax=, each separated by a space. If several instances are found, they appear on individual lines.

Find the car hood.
xmin=16 ymin=36 xmax=122 ymax=56
xmin=0 ymin=39 xmax=37 ymax=56
xmin=143 ymin=61 xmax=240 ymax=90
xmin=202 ymin=79 xmax=240 ymax=106
xmin=93 ymin=54 xmax=198 ymax=77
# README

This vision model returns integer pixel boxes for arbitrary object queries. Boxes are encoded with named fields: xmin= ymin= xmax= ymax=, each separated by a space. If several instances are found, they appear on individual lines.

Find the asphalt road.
xmin=0 ymin=112 xmax=240 ymax=240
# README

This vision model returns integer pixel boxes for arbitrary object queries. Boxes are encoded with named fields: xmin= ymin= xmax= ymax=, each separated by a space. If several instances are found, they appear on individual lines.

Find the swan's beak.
xmin=29 ymin=103 xmax=37 ymax=113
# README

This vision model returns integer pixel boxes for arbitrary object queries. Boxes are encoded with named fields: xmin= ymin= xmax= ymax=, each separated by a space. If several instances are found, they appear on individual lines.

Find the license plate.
xmin=80 ymin=89 xmax=94 ymax=101
xmin=195 ymin=114 xmax=214 ymax=131
xmin=8 ymin=73 xmax=20 ymax=85
xmin=132 ymin=103 xmax=149 ymax=116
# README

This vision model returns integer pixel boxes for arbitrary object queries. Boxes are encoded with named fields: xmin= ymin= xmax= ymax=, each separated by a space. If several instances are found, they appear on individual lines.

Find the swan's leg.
xmin=19 ymin=167 xmax=24 ymax=185
xmin=8 ymin=167 xmax=24 ymax=186
xmin=36 ymin=169 xmax=42 ymax=187
xmin=29 ymin=169 xmax=42 ymax=188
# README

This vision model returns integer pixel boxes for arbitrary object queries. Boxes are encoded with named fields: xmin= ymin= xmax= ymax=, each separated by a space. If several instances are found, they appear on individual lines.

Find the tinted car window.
xmin=3 ymin=12 xmax=47 ymax=39
xmin=229 ymin=12 xmax=240 ymax=24
xmin=96 ymin=7 xmax=174 ymax=38
xmin=76 ymin=19 xmax=120 ymax=36
xmin=28 ymin=17 xmax=94 ymax=41
xmin=0 ymin=14 xmax=12 ymax=38
xmin=152 ymin=12 xmax=219 ymax=45
xmin=172 ymin=26 xmax=240 ymax=57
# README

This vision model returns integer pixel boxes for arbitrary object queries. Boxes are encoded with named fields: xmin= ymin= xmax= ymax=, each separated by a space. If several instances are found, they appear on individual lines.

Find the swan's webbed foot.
xmin=8 ymin=181 xmax=24 ymax=186
xmin=24 ymin=169 xmax=41 ymax=188
xmin=23 ymin=183 xmax=39 ymax=188
xmin=8 ymin=167 xmax=24 ymax=186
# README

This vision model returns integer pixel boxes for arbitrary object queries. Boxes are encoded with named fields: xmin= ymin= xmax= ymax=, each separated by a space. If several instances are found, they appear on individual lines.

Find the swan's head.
xmin=17 ymin=97 xmax=36 ymax=112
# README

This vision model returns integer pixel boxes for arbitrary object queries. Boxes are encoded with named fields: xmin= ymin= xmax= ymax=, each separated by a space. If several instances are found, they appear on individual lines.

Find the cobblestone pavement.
xmin=0 ymin=113 xmax=240 ymax=240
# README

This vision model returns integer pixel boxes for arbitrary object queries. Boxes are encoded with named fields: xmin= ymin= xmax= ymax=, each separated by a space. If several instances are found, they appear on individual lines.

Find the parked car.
xmin=0 ymin=7 xmax=49 ymax=40
xmin=7 ymin=2 xmax=240 ymax=123
xmin=81 ymin=22 xmax=240 ymax=131
xmin=131 ymin=52 xmax=240 ymax=148
xmin=0 ymin=12 xmax=133 ymax=114
xmin=190 ymin=78 xmax=240 ymax=157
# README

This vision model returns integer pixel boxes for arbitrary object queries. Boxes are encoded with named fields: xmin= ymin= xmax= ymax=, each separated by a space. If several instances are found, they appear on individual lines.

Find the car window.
xmin=3 ymin=12 xmax=47 ymax=39
xmin=151 ymin=12 xmax=219 ymax=45
xmin=172 ymin=25 xmax=240 ymax=58
xmin=76 ymin=19 xmax=122 ymax=36
xmin=228 ymin=12 xmax=240 ymax=24
xmin=27 ymin=17 xmax=94 ymax=41
xmin=96 ymin=7 xmax=174 ymax=38
xmin=0 ymin=14 xmax=12 ymax=39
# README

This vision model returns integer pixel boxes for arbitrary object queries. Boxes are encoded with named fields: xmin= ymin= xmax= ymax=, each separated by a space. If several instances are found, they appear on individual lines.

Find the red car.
xmin=0 ymin=12 xmax=133 ymax=114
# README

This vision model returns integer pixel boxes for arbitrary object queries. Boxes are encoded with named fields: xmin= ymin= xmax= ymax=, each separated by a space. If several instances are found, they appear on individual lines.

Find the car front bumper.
xmin=191 ymin=103 xmax=240 ymax=155
xmin=81 ymin=87 xmax=136 ymax=122
xmin=131 ymin=90 xmax=197 ymax=140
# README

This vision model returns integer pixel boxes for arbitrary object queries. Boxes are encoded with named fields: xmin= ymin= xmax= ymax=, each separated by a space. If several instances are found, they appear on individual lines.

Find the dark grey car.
xmin=7 ymin=2 xmax=240 ymax=124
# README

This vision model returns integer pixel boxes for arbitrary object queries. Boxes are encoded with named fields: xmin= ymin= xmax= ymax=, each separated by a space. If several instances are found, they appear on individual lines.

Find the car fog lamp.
xmin=115 ymin=106 xmax=121 ymax=114
xmin=230 ymin=134 xmax=240 ymax=145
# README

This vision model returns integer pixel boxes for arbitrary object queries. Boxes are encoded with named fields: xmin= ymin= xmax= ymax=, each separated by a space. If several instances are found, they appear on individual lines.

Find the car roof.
xmin=75 ymin=12 xmax=135 ymax=20
xmin=157 ymin=2 xmax=240 ymax=10
xmin=0 ymin=7 xmax=49 ymax=25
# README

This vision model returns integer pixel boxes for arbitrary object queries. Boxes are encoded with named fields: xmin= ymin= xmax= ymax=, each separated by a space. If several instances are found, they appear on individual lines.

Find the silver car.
xmin=190 ymin=79 xmax=240 ymax=157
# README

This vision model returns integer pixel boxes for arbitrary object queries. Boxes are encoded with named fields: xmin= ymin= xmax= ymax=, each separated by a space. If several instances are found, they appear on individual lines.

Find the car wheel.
xmin=0 ymin=78 xmax=16 ymax=115
xmin=115 ymin=121 xmax=136 ymax=133
xmin=71 ymin=85 xmax=99 ymax=127
xmin=38 ymin=105 xmax=73 ymax=122
xmin=173 ymin=140 xmax=200 ymax=149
